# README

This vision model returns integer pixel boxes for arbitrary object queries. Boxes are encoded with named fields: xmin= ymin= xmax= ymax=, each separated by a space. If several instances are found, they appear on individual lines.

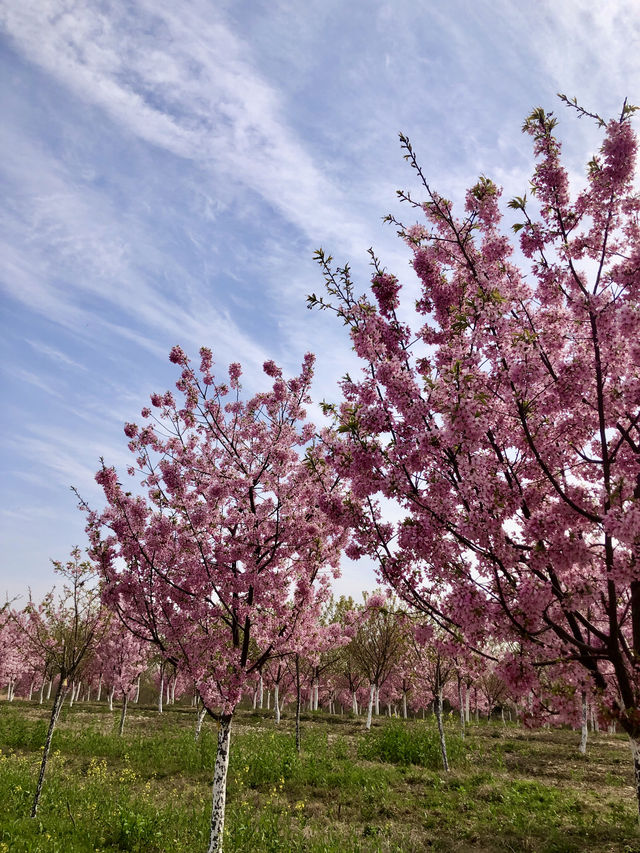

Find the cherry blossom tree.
xmin=85 ymin=348 xmax=346 ymax=853
xmin=93 ymin=619 xmax=150 ymax=734
xmin=311 ymin=99 xmax=640 ymax=809
xmin=21 ymin=549 xmax=105 ymax=817
xmin=348 ymin=593 xmax=407 ymax=729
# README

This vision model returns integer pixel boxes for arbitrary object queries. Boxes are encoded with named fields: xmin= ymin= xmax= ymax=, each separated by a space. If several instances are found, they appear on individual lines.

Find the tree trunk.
xmin=39 ymin=680 xmax=45 ymax=704
xmin=158 ymin=674 xmax=164 ymax=713
xmin=465 ymin=686 xmax=470 ymax=724
xmin=295 ymin=656 xmax=302 ymax=754
xmin=108 ymin=687 xmax=115 ymax=712
xmin=259 ymin=675 xmax=264 ymax=709
xmin=134 ymin=675 xmax=141 ymax=704
xmin=457 ymin=677 xmax=465 ymax=738
xmin=31 ymin=677 xmax=66 ymax=817
xmin=374 ymin=684 xmax=380 ymax=716
xmin=207 ymin=713 xmax=232 ymax=853
xmin=313 ymin=677 xmax=319 ymax=712
xmin=352 ymin=691 xmax=358 ymax=716
xmin=267 ymin=690 xmax=271 ymax=711
xmin=47 ymin=679 xmax=52 ymax=700
xmin=195 ymin=704 xmax=207 ymax=741
xmin=119 ymin=694 xmax=129 ymax=737
xmin=96 ymin=674 xmax=102 ymax=702
xmin=435 ymin=686 xmax=449 ymax=773
xmin=274 ymin=684 xmax=280 ymax=725
xmin=402 ymin=692 xmax=408 ymax=720
xmin=68 ymin=681 xmax=75 ymax=708
xmin=579 ymin=690 xmax=588 ymax=755
xmin=366 ymin=683 xmax=375 ymax=731
xmin=627 ymin=737 xmax=640 ymax=824
xmin=171 ymin=678 xmax=176 ymax=704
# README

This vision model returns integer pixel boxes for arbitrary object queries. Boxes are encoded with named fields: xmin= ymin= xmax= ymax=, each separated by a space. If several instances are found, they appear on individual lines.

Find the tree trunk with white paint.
xmin=68 ymin=681 xmax=75 ymax=707
xmin=629 ymin=737 xmax=640 ymax=823
xmin=258 ymin=675 xmax=263 ymax=709
xmin=207 ymin=714 xmax=232 ymax=853
xmin=134 ymin=675 xmax=141 ymax=703
xmin=96 ymin=675 xmax=102 ymax=702
xmin=579 ymin=689 xmax=588 ymax=755
xmin=402 ymin=692 xmax=408 ymax=720
xmin=158 ymin=674 xmax=164 ymax=713
xmin=366 ymin=683 xmax=375 ymax=731
xmin=352 ymin=691 xmax=358 ymax=716
xmin=31 ymin=678 xmax=66 ymax=818
xmin=274 ymin=684 xmax=280 ymax=725
xmin=435 ymin=685 xmax=449 ymax=773
xmin=465 ymin=686 xmax=470 ymax=724
xmin=195 ymin=704 xmax=207 ymax=741
xmin=108 ymin=686 xmax=115 ymax=712
xmin=295 ymin=656 xmax=301 ymax=754
xmin=374 ymin=685 xmax=380 ymax=716
xmin=118 ymin=694 xmax=128 ymax=737
xmin=457 ymin=676 xmax=465 ymax=738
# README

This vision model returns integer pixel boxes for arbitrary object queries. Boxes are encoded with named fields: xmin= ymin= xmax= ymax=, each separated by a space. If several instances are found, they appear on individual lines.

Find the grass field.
xmin=0 ymin=700 xmax=638 ymax=852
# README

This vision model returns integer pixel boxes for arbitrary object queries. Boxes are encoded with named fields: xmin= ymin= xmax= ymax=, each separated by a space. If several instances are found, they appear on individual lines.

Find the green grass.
xmin=0 ymin=701 xmax=638 ymax=851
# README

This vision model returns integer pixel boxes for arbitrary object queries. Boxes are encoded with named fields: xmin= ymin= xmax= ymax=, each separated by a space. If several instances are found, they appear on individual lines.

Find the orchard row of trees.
xmin=3 ymin=98 xmax=639 ymax=851
xmin=1 ymin=574 xmax=612 ymax=812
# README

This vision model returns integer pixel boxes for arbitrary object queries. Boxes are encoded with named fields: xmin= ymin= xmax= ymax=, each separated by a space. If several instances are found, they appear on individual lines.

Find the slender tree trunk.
xmin=31 ymin=678 xmax=66 ymax=818
xmin=97 ymin=674 xmax=102 ymax=702
xmin=313 ymin=677 xmax=319 ymax=712
xmin=403 ymin=692 xmax=408 ymax=720
xmin=68 ymin=681 xmax=75 ymax=708
xmin=108 ymin=687 xmax=115 ymax=712
xmin=46 ymin=679 xmax=53 ymax=700
xmin=207 ymin=713 xmax=232 ymax=853
xmin=295 ymin=656 xmax=301 ymax=754
xmin=465 ymin=685 xmax=470 ymax=724
xmin=457 ymin=677 xmax=465 ymax=738
xmin=195 ymin=704 xmax=207 ymax=741
xmin=366 ymin=683 xmax=375 ymax=731
xmin=171 ymin=678 xmax=176 ymax=704
xmin=374 ymin=685 xmax=380 ymax=716
xmin=39 ymin=680 xmax=45 ymax=704
xmin=352 ymin=691 xmax=358 ymax=716
xmin=435 ymin=685 xmax=449 ymax=773
xmin=267 ymin=690 xmax=271 ymax=711
xmin=274 ymin=684 xmax=280 ymax=724
xmin=579 ymin=690 xmax=588 ymax=755
xmin=118 ymin=694 xmax=128 ymax=736
xmin=259 ymin=675 xmax=264 ymax=709
xmin=629 ymin=737 xmax=640 ymax=823
xmin=158 ymin=674 xmax=164 ymax=713
xmin=134 ymin=675 xmax=141 ymax=704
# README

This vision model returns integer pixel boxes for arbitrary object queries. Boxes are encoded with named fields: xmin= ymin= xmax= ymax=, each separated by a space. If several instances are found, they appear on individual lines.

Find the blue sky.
xmin=1 ymin=0 xmax=639 ymax=604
